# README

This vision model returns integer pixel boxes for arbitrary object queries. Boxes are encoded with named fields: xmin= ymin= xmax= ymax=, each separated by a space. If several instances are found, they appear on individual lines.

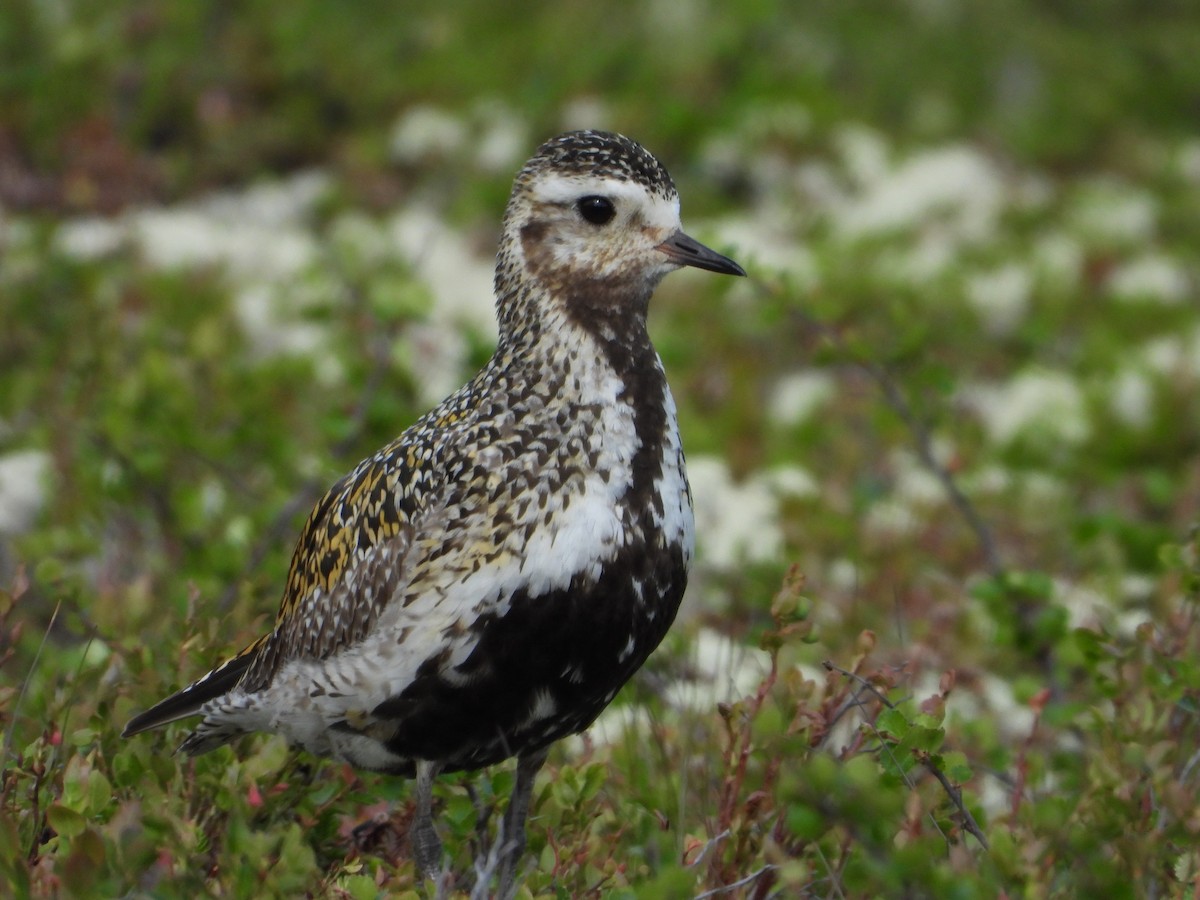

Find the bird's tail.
xmin=122 ymin=635 xmax=266 ymax=741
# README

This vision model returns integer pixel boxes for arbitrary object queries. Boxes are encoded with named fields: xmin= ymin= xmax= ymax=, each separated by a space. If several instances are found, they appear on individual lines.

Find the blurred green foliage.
xmin=2 ymin=0 xmax=1199 ymax=203
xmin=3 ymin=0 xmax=1200 ymax=897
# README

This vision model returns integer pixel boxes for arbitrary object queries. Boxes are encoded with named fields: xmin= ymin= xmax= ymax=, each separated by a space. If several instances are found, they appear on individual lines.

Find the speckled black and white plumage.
xmin=123 ymin=130 xmax=744 ymax=887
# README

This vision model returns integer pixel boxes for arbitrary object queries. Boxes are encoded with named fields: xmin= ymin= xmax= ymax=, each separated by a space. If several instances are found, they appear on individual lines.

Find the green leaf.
xmin=87 ymin=770 xmax=113 ymax=815
xmin=580 ymin=763 xmax=607 ymax=802
xmin=905 ymin=723 xmax=945 ymax=753
xmin=786 ymin=803 xmax=827 ymax=841
xmin=939 ymin=751 xmax=974 ymax=784
xmin=876 ymin=707 xmax=910 ymax=740
xmin=47 ymin=804 xmax=87 ymax=838
xmin=340 ymin=873 xmax=382 ymax=900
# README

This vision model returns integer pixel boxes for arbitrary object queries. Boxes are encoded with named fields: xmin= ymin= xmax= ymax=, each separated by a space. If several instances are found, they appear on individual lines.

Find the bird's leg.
xmin=411 ymin=759 xmax=444 ymax=879
xmin=496 ymin=747 xmax=548 ymax=900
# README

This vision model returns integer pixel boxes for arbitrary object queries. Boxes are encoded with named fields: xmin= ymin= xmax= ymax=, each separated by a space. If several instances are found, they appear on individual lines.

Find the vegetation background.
xmin=2 ymin=1 xmax=1199 ymax=897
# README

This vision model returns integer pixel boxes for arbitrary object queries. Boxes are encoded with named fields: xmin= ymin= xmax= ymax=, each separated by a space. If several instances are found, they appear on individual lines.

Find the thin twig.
xmin=862 ymin=351 xmax=1005 ymax=578
xmin=815 ymin=683 xmax=876 ymax=751
xmin=773 ymin=285 xmax=1005 ymax=579
xmin=858 ymin=708 xmax=954 ymax=848
xmin=2 ymin=599 xmax=61 ymax=771
xmin=822 ymin=661 xmax=897 ymax=710
xmin=686 ymin=828 xmax=731 ymax=869
xmin=823 ymin=661 xmax=989 ymax=851
xmin=716 ymin=653 xmax=779 ymax=829
xmin=469 ymin=814 xmax=506 ymax=900
xmin=693 ymin=864 xmax=779 ymax=899
xmin=920 ymin=755 xmax=990 ymax=850
xmin=810 ymin=842 xmax=848 ymax=900
xmin=1179 ymin=747 xmax=1200 ymax=783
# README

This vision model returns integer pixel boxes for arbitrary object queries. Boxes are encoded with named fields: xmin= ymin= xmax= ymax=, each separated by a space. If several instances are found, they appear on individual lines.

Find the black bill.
xmin=657 ymin=231 xmax=746 ymax=277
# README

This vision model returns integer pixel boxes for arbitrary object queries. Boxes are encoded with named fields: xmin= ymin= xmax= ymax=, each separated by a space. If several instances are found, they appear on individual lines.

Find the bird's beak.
xmin=656 ymin=231 xmax=746 ymax=277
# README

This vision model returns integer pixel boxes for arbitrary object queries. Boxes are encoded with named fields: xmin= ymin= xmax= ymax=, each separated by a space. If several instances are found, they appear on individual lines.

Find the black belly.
xmin=365 ymin=540 xmax=687 ymax=773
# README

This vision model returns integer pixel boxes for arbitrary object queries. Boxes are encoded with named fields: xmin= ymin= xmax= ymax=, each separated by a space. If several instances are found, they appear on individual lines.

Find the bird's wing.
xmin=123 ymin=441 xmax=430 ymax=736
xmin=238 ymin=445 xmax=426 ymax=692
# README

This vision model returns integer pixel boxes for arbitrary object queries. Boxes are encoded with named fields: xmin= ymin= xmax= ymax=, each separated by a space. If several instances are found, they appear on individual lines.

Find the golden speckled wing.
xmin=237 ymin=439 xmax=431 ymax=693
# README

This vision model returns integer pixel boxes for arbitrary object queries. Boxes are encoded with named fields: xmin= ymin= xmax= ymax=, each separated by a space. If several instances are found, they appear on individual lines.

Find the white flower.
xmin=394 ymin=321 xmax=469 ymax=408
xmin=199 ymin=477 xmax=227 ymax=523
xmin=1108 ymin=368 xmax=1154 ymax=429
xmin=665 ymin=628 xmax=772 ymax=711
xmin=965 ymin=263 xmax=1033 ymax=336
xmin=894 ymin=462 xmax=946 ymax=508
xmin=946 ymin=673 xmax=1035 ymax=739
xmin=1141 ymin=335 xmax=1186 ymax=376
xmin=388 ymin=206 xmax=498 ymax=340
xmin=1115 ymin=609 xmax=1155 ymax=639
xmin=834 ymin=124 xmax=891 ymax=187
xmin=1141 ymin=327 xmax=1200 ymax=379
xmin=0 ymin=450 xmax=50 ymax=535
xmin=832 ymin=144 xmax=1005 ymax=241
xmin=560 ymin=96 xmax=611 ymax=132
xmin=767 ymin=370 xmax=835 ymax=427
xmin=960 ymin=369 xmax=1091 ymax=448
xmin=1068 ymin=178 xmax=1157 ymax=245
xmin=1175 ymin=139 xmax=1200 ymax=184
xmin=473 ymin=108 xmax=527 ymax=174
xmin=129 ymin=172 xmax=326 ymax=281
xmin=688 ymin=456 xmax=783 ymax=571
xmin=961 ymin=464 xmax=1013 ymax=495
xmin=389 ymin=105 xmax=468 ymax=164
xmin=877 ymin=231 xmax=959 ymax=283
xmin=328 ymin=211 xmax=392 ymax=266
xmin=204 ymin=170 xmax=329 ymax=227
xmin=55 ymin=216 xmax=125 ymax=260
xmin=1106 ymin=253 xmax=1189 ymax=305
xmin=863 ymin=499 xmax=919 ymax=539
xmin=1031 ymin=230 xmax=1084 ymax=292
xmin=566 ymin=630 xmax=773 ymax=750
xmin=761 ymin=465 xmax=819 ymax=500
xmin=707 ymin=213 xmax=818 ymax=287
xmin=233 ymin=283 xmax=328 ymax=360
xmin=1055 ymin=577 xmax=1111 ymax=629
xmin=572 ymin=704 xmax=653 ymax=750
xmin=1120 ymin=574 xmax=1157 ymax=602
xmin=824 ymin=558 xmax=861 ymax=593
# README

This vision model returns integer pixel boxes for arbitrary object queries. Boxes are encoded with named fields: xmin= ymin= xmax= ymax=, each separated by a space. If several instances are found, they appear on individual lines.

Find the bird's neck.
xmin=495 ymin=265 xmax=661 ymax=365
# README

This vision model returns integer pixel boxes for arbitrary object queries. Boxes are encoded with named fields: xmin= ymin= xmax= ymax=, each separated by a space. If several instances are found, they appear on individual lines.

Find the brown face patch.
xmin=519 ymin=219 xmax=554 ymax=282
xmin=520 ymin=214 xmax=653 ymax=339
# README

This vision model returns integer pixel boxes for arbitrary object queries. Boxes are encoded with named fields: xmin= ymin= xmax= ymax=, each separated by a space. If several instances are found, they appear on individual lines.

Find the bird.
xmin=123 ymin=129 xmax=745 ymax=895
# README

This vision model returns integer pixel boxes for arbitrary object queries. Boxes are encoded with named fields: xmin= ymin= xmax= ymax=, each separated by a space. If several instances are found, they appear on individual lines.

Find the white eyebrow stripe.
xmin=532 ymin=174 xmax=681 ymax=232
xmin=533 ymin=174 xmax=665 ymax=206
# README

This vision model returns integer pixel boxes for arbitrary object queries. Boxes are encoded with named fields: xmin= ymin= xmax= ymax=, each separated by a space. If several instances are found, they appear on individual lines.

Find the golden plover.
xmin=124 ymin=129 xmax=745 ymax=893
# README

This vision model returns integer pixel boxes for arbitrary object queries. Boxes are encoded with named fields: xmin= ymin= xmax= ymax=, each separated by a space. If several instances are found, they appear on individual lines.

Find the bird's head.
xmin=495 ymin=131 xmax=744 ymax=336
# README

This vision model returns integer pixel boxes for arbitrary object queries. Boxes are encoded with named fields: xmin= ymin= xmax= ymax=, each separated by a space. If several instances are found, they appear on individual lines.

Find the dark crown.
xmin=515 ymin=131 xmax=678 ymax=201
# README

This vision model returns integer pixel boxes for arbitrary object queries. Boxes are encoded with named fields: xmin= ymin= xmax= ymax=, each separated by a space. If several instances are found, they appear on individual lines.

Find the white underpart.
xmin=650 ymin=377 xmax=695 ymax=563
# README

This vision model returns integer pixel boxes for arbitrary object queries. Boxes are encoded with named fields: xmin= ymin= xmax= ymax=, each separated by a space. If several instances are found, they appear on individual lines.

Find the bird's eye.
xmin=576 ymin=195 xmax=616 ymax=226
